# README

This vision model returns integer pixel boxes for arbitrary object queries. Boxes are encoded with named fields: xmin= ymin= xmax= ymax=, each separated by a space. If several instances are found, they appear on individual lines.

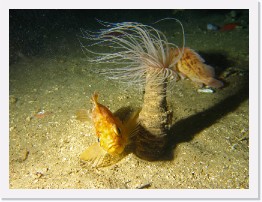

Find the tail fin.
xmin=206 ymin=77 xmax=224 ymax=88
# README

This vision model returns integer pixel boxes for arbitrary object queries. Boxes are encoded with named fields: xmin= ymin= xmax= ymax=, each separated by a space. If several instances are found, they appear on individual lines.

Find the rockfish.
xmin=171 ymin=47 xmax=224 ymax=88
xmin=79 ymin=92 xmax=139 ymax=167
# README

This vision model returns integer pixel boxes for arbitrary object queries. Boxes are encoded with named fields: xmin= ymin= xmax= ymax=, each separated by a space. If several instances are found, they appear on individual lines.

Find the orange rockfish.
xmin=79 ymin=92 xmax=139 ymax=167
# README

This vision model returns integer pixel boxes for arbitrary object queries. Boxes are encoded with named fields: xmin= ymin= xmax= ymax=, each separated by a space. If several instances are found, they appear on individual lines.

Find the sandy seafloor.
xmin=9 ymin=10 xmax=249 ymax=189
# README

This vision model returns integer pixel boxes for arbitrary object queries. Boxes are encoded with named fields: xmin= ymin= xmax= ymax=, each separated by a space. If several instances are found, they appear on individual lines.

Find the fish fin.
xmin=202 ymin=64 xmax=215 ymax=77
xmin=76 ymin=109 xmax=90 ymax=122
xmin=80 ymin=143 xmax=128 ymax=167
xmin=91 ymin=92 xmax=99 ymax=104
xmin=113 ymin=106 xmax=134 ymax=122
xmin=178 ymin=72 xmax=187 ymax=80
xmin=79 ymin=142 xmax=107 ymax=167
xmin=205 ymin=77 xmax=224 ymax=89
xmin=98 ymin=152 xmax=127 ymax=167
xmin=124 ymin=109 xmax=141 ymax=140
xmin=186 ymin=48 xmax=205 ymax=63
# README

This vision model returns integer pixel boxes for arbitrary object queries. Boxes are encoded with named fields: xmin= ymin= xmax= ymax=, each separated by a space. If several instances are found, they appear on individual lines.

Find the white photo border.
xmin=0 ymin=0 xmax=259 ymax=199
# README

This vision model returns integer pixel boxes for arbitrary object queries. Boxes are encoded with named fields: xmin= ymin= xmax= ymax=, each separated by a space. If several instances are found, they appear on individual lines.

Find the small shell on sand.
xmin=10 ymin=95 xmax=18 ymax=104
xmin=18 ymin=148 xmax=29 ymax=162
xmin=197 ymin=88 xmax=214 ymax=93
xmin=34 ymin=110 xmax=52 ymax=118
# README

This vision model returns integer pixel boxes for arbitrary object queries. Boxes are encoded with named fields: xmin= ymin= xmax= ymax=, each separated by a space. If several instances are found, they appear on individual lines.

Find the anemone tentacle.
xmin=80 ymin=18 xmax=185 ymax=88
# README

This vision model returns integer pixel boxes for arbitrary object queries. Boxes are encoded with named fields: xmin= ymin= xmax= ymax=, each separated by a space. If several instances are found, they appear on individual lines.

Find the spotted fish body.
xmin=172 ymin=47 xmax=224 ymax=88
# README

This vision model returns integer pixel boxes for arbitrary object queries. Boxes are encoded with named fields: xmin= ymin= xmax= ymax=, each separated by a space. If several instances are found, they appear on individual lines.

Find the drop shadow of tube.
xmin=164 ymin=77 xmax=249 ymax=161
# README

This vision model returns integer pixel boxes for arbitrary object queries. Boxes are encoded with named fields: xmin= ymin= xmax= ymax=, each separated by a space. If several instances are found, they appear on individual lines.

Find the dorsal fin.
xmin=91 ymin=92 xmax=99 ymax=106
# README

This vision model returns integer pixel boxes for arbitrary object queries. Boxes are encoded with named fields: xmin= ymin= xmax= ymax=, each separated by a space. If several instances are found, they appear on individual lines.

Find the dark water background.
xmin=10 ymin=9 xmax=248 ymax=64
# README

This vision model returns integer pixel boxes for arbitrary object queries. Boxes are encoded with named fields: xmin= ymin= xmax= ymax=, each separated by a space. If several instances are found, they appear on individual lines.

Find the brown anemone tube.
xmin=137 ymin=73 xmax=172 ymax=160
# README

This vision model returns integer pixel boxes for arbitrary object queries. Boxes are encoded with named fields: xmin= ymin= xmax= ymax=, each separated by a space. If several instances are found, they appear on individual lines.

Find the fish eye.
xmin=114 ymin=126 xmax=122 ymax=136
xmin=117 ymin=127 xmax=121 ymax=134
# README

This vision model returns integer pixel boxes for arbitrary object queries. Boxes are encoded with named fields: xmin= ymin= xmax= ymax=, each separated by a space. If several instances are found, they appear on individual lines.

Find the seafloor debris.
xmin=197 ymin=88 xmax=214 ymax=94
xmin=9 ymin=95 xmax=18 ymax=104
xmin=17 ymin=148 xmax=29 ymax=162
xmin=136 ymin=182 xmax=152 ymax=189
xmin=222 ymin=67 xmax=248 ymax=78
xmin=220 ymin=23 xmax=242 ymax=31
xmin=237 ymin=128 xmax=249 ymax=142
xmin=207 ymin=23 xmax=220 ymax=31
xmin=34 ymin=110 xmax=52 ymax=119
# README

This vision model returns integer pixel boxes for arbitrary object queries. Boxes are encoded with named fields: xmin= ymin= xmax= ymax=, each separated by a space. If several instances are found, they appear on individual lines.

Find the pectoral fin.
xmin=76 ymin=109 xmax=90 ymax=122
xmin=80 ymin=142 xmax=128 ymax=167
xmin=124 ymin=110 xmax=140 ymax=139
xmin=80 ymin=143 xmax=107 ymax=167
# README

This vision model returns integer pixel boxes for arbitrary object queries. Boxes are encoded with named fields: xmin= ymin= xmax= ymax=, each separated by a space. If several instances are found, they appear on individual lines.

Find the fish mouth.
xmin=106 ymin=143 xmax=124 ymax=155
xmin=100 ymin=138 xmax=125 ymax=155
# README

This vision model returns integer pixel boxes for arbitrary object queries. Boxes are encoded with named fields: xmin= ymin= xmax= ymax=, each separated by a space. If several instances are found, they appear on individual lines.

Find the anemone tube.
xmin=80 ymin=19 xmax=185 ymax=160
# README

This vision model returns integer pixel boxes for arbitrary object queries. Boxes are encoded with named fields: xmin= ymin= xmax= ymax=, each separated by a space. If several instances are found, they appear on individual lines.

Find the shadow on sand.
xmin=162 ymin=75 xmax=249 ymax=161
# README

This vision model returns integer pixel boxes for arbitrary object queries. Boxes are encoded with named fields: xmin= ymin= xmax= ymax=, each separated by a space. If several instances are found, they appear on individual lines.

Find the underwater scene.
xmin=9 ymin=9 xmax=249 ymax=189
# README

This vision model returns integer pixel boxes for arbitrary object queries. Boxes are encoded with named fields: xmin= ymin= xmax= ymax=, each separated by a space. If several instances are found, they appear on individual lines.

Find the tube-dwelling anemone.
xmin=80 ymin=19 xmax=185 ymax=160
